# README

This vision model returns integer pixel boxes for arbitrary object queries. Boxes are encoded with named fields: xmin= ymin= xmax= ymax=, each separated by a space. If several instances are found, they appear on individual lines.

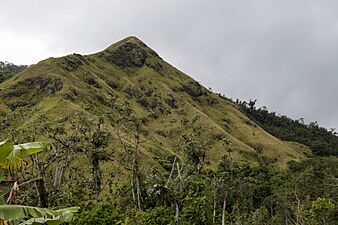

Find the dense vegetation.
xmin=0 ymin=61 xmax=27 ymax=83
xmin=0 ymin=141 xmax=79 ymax=224
xmin=1 ymin=106 xmax=338 ymax=224
xmin=0 ymin=37 xmax=337 ymax=224
xmin=235 ymin=99 xmax=338 ymax=156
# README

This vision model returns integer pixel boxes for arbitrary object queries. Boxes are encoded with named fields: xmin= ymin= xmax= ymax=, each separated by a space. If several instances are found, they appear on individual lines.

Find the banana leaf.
xmin=0 ymin=205 xmax=79 ymax=225
xmin=0 ymin=141 xmax=13 ymax=163
xmin=0 ymin=141 xmax=50 ymax=170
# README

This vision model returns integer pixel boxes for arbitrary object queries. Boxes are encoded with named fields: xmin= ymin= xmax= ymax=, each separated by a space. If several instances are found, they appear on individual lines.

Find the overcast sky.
xmin=0 ymin=0 xmax=337 ymax=130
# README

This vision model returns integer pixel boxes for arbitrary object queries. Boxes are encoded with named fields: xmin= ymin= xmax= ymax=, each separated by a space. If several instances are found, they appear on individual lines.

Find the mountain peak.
xmin=102 ymin=36 xmax=159 ymax=68
xmin=105 ymin=36 xmax=146 ymax=51
xmin=122 ymin=36 xmax=144 ymax=44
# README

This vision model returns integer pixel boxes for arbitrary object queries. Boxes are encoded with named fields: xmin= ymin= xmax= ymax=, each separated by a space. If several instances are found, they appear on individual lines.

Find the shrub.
xmin=71 ymin=203 xmax=121 ymax=225
xmin=144 ymin=206 xmax=175 ymax=225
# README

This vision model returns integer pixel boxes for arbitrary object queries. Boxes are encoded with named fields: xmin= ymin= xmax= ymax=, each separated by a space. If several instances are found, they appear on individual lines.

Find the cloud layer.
xmin=1 ymin=0 xmax=337 ymax=129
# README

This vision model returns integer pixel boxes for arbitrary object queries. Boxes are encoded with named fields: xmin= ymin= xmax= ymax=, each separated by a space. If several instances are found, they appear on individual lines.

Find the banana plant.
xmin=0 ymin=205 xmax=79 ymax=225
xmin=0 ymin=141 xmax=79 ymax=224
xmin=0 ymin=140 xmax=50 ymax=181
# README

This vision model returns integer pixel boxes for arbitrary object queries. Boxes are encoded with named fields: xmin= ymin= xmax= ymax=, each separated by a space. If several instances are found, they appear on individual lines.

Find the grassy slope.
xmin=0 ymin=37 xmax=307 ymax=174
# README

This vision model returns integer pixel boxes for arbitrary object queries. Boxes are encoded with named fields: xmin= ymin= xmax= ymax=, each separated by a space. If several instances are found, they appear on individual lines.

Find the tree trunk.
xmin=293 ymin=188 xmax=304 ymax=225
xmin=175 ymin=201 xmax=180 ymax=221
xmin=135 ymin=172 xmax=142 ymax=210
xmin=131 ymin=133 xmax=143 ymax=211
xmin=131 ymin=179 xmax=136 ymax=203
xmin=133 ymin=149 xmax=142 ymax=210
xmin=35 ymin=177 xmax=48 ymax=207
xmin=213 ymin=198 xmax=217 ymax=224
xmin=212 ymin=174 xmax=217 ymax=224
xmin=7 ymin=182 xmax=19 ymax=205
xmin=53 ymin=145 xmax=61 ymax=192
xmin=221 ymin=191 xmax=228 ymax=225
xmin=176 ymin=162 xmax=182 ymax=180
xmin=35 ymin=161 xmax=48 ymax=208
xmin=92 ymin=156 xmax=101 ymax=202
xmin=166 ymin=156 xmax=177 ymax=187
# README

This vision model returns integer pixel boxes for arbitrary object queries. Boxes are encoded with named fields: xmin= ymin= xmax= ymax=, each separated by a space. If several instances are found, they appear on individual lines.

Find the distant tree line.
xmin=235 ymin=98 xmax=338 ymax=156
xmin=0 ymin=61 xmax=27 ymax=83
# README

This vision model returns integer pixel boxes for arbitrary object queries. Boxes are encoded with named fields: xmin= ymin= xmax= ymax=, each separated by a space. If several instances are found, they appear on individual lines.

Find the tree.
xmin=0 ymin=140 xmax=50 ymax=207
xmin=149 ymin=116 xmax=223 ymax=222
xmin=251 ymin=206 xmax=270 ymax=225
xmin=0 ymin=61 xmax=27 ymax=83
xmin=37 ymin=114 xmax=82 ymax=194
xmin=248 ymin=99 xmax=257 ymax=111
xmin=304 ymin=197 xmax=337 ymax=225
xmin=108 ymin=101 xmax=154 ymax=211
xmin=78 ymin=116 xmax=112 ymax=202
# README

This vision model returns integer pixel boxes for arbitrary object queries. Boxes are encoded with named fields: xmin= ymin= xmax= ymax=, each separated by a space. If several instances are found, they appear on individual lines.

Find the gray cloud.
xmin=0 ymin=0 xmax=337 ymax=129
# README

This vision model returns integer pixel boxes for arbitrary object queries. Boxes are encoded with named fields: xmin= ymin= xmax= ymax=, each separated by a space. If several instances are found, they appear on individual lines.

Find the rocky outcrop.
xmin=83 ymin=74 xmax=101 ymax=89
xmin=105 ymin=42 xmax=147 ymax=68
xmin=18 ymin=76 xmax=63 ymax=94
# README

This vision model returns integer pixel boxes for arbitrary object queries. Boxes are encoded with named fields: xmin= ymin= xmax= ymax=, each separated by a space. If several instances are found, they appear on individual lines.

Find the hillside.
xmin=2 ymin=36 xmax=338 ymax=225
xmin=0 ymin=36 xmax=308 ymax=170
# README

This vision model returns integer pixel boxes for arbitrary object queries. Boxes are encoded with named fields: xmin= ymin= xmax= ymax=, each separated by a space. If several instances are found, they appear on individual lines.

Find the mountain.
xmin=0 ymin=36 xmax=308 ymax=170
xmin=3 ymin=36 xmax=338 ymax=225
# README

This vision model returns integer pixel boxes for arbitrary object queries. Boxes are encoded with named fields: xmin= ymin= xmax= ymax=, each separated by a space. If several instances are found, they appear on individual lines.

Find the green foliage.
xmin=304 ymin=197 xmax=337 ymax=225
xmin=143 ymin=206 xmax=175 ymax=225
xmin=180 ymin=119 xmax=211 ymax=173
xmin=237 ymin=100 xmax=338 ymax=156
xmin=71 ymin=203 xmax=120 ymax=225
xmin=0 ymin=61 xmax=27 ymax=83
xmin=251 ymin=206 xmax=270 ymax=225
xmin=180 ymin=178 xmax=214 ymax=225
xmin=0 ymin=140 xmax=49 ymax=173
xmin=78 ymin=116 xmax=112 ymax=201
xmin=0 ymin=205 xmax=78 ymax=225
